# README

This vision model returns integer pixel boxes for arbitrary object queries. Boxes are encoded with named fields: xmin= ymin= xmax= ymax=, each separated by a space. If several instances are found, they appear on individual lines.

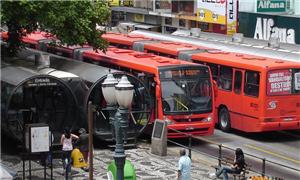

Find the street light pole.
xmin=113 ymin=109 xmax=126 ymax=179
xmin=102 ymin=74 xmax=134 ymax=180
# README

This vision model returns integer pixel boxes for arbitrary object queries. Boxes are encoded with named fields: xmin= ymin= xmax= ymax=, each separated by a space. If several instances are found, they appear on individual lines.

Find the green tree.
xmin=1 ymin=0 xmax=110 ymax=56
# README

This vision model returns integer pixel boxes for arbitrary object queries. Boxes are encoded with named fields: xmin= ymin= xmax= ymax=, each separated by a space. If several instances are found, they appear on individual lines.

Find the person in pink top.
xmin=60 ymin=128 xmax=78 ymax=179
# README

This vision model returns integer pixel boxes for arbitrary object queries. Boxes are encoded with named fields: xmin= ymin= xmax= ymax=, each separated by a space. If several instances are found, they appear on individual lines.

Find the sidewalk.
xmin=0 ymin=143 xmax=222 ymax=179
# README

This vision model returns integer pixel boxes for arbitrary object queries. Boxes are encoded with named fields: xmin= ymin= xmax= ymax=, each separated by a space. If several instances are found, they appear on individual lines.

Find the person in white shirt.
xmin=177 ymin=149 xmax=191 ymax=180
xmin=60 ymin=128 xmax=78 ymax=179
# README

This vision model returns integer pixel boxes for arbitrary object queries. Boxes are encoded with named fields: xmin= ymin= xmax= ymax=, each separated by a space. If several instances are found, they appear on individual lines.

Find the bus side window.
xmin=244 ymin=71 xmax=260 ymax=97
xmin=219 ymin=66 xmax=233 ymax=91
xmin=234 ymin=70 xmax=242 ymax=94
xmin=207 ymin=63 xmax=218 ymax=81
xmin=119 ymin=44 xmax=130 ymax=49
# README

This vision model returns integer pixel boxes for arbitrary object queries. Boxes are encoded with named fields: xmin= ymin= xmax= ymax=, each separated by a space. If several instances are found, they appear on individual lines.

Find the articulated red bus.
xmin=3 ymin=31 xmax=216 ymax=137
xmin=102 ymin=32 xmax=300 ymax=133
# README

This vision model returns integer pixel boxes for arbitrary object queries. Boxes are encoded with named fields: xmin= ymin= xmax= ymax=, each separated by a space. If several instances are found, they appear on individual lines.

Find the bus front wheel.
xmin=219 ymin=108 xmax=231 ymax=132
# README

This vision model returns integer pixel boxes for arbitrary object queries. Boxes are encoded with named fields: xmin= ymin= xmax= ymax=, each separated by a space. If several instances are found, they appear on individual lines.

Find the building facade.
xmin=109 ymin=0 xmax=300 ymax=44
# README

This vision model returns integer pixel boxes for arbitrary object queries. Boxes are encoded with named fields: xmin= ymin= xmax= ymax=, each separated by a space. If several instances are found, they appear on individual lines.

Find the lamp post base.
xmin=114 ymin=153 xmax=126 ymax=180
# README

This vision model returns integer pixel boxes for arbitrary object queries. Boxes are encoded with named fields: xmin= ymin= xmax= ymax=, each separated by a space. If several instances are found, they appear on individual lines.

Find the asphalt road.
xmin=188 ymin=129 xmax=300 ymax=180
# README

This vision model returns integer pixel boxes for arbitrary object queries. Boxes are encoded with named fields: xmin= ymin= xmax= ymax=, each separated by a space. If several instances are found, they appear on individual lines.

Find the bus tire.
xmin=219 ymin=108 xmax=231 ymax=132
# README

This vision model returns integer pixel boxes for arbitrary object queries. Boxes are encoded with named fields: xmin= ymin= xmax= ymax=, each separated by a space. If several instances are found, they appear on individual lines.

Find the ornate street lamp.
xmin=102 ymin=73 xmax=118 ymax=139
xmin=102 ymin=74 xmax=134 ymax=180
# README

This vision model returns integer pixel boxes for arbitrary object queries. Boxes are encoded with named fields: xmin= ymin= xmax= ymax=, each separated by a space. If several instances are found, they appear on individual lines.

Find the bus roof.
xmin=144 ymin=41 xmax=212 ymax=56
xmin=192 ymin=51 xmax=300 ymax=70
xmin=83 ymin=48 xmax=201 ymax=75
xmin=102 ymin=32 xmax=151 ymax=46
xmin=131 ymin=30 xmax=300 ymax=63
xmin=22 ymin=31 xmax=55 ymax=45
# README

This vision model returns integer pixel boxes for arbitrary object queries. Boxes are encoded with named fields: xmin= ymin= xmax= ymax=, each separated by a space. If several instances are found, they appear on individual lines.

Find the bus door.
xmin=242 ymin=70 xmax=261 ymax=131
xmin=231 ymin=70 xmax=244 ymax=130
xmin=217 ymin=66 xmax=234 ymax=131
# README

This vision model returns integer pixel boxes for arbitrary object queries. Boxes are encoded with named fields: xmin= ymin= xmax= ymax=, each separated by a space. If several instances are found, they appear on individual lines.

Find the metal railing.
xmin=167 ymin=127 xmax=299 ymax=179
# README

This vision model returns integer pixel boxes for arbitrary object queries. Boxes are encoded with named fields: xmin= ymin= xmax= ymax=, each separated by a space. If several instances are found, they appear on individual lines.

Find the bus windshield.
xmin=267 ymin=68 xmax=300 ymax=96
xmin=159 ymin=66 xmax=212 ymax=114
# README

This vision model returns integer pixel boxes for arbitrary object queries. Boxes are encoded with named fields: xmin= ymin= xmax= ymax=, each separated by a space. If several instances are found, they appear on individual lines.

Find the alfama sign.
xmin=238 ymin=12 xmax=299 ymax=44
xmin=257 ymin=0 xmax=286 ymax=12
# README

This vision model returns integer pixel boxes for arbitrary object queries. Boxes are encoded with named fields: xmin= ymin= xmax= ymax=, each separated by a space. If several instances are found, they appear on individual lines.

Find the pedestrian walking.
xmin=177 ymin=149 xmax=191 ymax=180
xmin=78 ymin=128 xmax=89 ymax=165
xmin=60 ymin=128 xmax=78 ymax=179
xmin=209 ymin=148 xmax=245 ymax=180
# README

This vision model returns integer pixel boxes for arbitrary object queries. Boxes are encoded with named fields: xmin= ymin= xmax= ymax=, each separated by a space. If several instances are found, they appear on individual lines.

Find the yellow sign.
xmin=108 ymin=0 xmax=119 ymax=6
xmin=248 ymin=176 xmax=269 ymax=180
xmin=134 ymin=14 xmax=145 ymax=23
xmin=197 ymin=9 xmax=226 ymax=25
xmin=197 ymin=0 xmax=226 ymax=25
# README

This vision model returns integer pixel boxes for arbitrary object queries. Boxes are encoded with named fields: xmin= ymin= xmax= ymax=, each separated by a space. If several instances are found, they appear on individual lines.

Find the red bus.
xmin=102 ymin=32 xmax=214 ymax=59
xmin=102 ymin=32 xmax=300 ymax=132
xmin=5 ymin=31 xmax=216 ymax=138
xmin=191 ymin=52 xmax=300 ymax=132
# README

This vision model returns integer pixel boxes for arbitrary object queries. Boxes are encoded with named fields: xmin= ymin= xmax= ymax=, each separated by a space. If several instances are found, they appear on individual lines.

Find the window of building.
xmin=234 ymin=71 xmax=242 ymax=94
xmin=165 ymin=17 xmax=172 ymax=25
xmin=197 ymin=22 xmax=209 ymax=31
xmin=244 ymin=71 xmax=260 ymax=97
xmin=190 ymin=20 xmax=197 ymax=28
xmin=165 ymin=26 xmax=177 ymax=34
xmin=179 ymin=19 xmax=186 ymax=27
xmin=172 ymin=0 xmax=194 ymax=15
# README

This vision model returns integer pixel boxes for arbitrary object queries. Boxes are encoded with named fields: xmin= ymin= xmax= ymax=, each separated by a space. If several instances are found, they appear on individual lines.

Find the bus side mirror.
xmin=213 ymin=80 xmax=218 ymax=98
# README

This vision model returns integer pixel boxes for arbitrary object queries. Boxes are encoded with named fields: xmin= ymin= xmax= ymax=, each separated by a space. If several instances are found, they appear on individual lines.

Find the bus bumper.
xmin=167 ymin=122 xmax=214 ymax=138
xmin=259 ymin=121 xmax=300 ymax=132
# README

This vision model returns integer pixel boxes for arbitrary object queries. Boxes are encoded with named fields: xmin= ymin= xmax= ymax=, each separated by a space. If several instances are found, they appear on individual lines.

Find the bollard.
xmin=262 ymin=158 xmax=266 ymax=177
xmin=218 ymin=144 xmax=222 ymax=167
xmin=188 ymin=134 xmax=192 ymax=159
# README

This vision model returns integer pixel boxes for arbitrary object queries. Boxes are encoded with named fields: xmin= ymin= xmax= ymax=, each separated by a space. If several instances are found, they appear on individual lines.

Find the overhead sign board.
xmin=256 ymin=0 xmax=286 ymax=12
xmin=197 ymin=0 xmax=226 ymax=25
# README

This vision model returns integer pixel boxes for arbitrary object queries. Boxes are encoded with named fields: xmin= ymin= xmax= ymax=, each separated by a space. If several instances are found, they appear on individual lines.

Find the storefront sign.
xmin=267 ymin=70 xmax=291 ymax=95
xmin=254 ymin=17 xmax=295 ymax=44
xmin=238 ymin=12 xmax=299 ymax=44
xmin=257 ymin=0 xmax=286 ymax=12
xmin=226 ymin=0 xmax=238 ymax=35
xmin=197 ymin=0 xmax=226 ymax=24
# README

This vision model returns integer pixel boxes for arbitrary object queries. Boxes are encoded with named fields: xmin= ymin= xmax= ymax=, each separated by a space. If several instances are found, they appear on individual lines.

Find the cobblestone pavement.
xmin=1 ymin=143 xmax=218 ymax=180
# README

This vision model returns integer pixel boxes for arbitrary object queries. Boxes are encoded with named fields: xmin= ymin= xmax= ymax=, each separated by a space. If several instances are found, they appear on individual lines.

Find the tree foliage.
xmin=1 ymin=0 xmax=110 ymax=56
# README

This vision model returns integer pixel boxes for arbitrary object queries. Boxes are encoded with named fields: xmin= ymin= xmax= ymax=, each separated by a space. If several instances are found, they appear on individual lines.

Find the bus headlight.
xmin=203 ymin=114 xmax=213 ymax=122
